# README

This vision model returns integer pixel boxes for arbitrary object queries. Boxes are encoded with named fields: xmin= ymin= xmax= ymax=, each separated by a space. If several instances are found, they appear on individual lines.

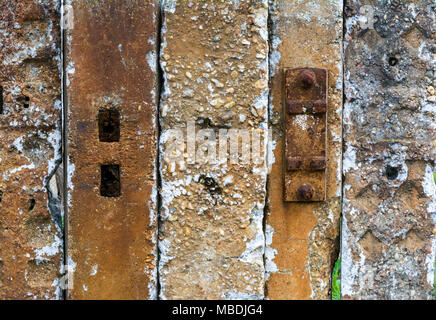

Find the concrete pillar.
xmin=0 ymin=0 xmax=63 ymax=299
xmin=65 ymin=0 xmax=160 ymax=299
xmin=159 ymin=0 xmax=269 ymax=299
xmin=266 ymin=0 xmax=343 ymax=299
xmin=342 ymin=0 xmax=435 ymax=299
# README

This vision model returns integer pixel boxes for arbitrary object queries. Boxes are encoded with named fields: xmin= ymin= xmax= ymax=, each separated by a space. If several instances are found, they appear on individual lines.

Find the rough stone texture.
xmin=266 ymin=0 xmax=343 ymax=299
xmin=159 ymin=0 xmax=269 ymax=299
xmin=0 ymin=0 xmax=63 ymax=299
xmin=65 ymin=0 xmax=159 ymax=299
xmin=342 ymin=0 xmax=435 ymax=299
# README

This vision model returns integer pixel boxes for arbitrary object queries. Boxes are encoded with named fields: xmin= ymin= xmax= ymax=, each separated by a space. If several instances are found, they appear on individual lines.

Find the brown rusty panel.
xmin=66 ymin=0 xmax=159 ymax=300
xmin=266 ymin=0 xmax=342 ymax=300
xmin=267 ymin=270 xmax=313 ymax=300
xmin=284 ymin=68 xmax=328 ymax=202
xmin=0 ymin=0 xmax=63 ymax=299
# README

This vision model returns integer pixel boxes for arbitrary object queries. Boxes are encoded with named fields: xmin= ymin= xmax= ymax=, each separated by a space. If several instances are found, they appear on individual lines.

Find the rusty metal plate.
xmin=284 ymin=68 xmax=328 ymax=202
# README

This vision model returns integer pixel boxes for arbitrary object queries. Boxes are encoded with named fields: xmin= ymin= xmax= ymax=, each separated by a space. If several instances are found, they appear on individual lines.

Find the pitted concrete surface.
xmin=342 ymin=0 xmax=435 ymax=300
xmin=0 ymin=0 xmax=63 ymax=299
xmin=159 ymin=0 xmax=269 ymax=299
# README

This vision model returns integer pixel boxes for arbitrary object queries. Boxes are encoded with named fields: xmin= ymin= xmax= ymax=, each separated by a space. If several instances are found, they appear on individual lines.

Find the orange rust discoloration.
xmin=0 ymin=0 xmax=63 ymax=299
xmin=266 ymin=0 xmax=342 ymax=300
xmin=267 ymin=271 xmax=313 ymax=300
xmin=66 ymin=0 xmax=159 ymax=300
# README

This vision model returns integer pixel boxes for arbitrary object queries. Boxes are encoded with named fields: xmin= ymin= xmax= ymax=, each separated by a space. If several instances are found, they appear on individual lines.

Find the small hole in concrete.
xmin=17 ymin=95 xmax=30 ymax=109
xmin=197 ymin=117 xmax=212 ymax=129
xmin=388 ymin=57 xmax=398 ymax=66
xmin=23 ymin=96 xmax=30 ymax=108
xmin=385 ymin=165 xmax=399 ymax=180
xmin=100 ymin=164 xmax=121 ymax=197
xmin=199 ymin=175 xmax=222 ymax=195
xmin=98 ymin=108 xmax=120 ymax=142
xmin=28 ymin=198 xmax=36 ymax=211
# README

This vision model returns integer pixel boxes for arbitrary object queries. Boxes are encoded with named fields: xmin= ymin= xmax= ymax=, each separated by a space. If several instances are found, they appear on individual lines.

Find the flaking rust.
xmin=284 ymin=67 xmax=328 ymax=202
xmin=0 ymin=0 xmax=63 ymax=299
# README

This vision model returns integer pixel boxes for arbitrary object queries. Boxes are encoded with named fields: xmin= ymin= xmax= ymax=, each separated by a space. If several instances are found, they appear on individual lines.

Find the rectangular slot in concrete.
xmin=100 ymin=164 xmax=121 ymax=197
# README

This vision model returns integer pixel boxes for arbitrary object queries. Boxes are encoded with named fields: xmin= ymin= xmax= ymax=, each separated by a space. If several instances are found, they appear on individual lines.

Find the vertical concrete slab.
xmin=342 ymin=1 xmax=435 ymax=299
xmin=266 ymin=0 xmax=343 ymax=299
xmin=0 ymin=0 xmax=63 ymax=299
xmin=65 ymin=0 xmax=159 ymax=299
xmin=159 ymin=0 xmax=269 ymax=299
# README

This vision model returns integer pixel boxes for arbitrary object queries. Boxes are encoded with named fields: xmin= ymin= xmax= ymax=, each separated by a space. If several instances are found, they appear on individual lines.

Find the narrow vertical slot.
xmin=98 ymin=108 xmax=120 ymax=142
xmin=100 ymin=164 xmax=121 ymax=197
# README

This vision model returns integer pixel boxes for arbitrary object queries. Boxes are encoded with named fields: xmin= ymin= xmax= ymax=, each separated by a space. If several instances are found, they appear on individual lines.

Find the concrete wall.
xmin=159 ymin=0 xmax=269 ymax=299
xmin=0 ymin=0 xmax=434 ymax=300
xmin=266 ymin=0 xmax=343 ymax=300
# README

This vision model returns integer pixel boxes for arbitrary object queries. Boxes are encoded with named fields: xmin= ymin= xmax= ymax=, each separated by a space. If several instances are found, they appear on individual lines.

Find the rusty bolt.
xmin=297 ymin=184 xmax=314 ymax=200
xmin=299 ymin=70 xmax=316 ymax=88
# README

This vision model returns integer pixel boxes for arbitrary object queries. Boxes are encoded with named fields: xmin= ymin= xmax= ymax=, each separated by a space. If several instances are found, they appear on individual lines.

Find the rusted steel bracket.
xmin=283 ymin=68 xmax=328 ymax=202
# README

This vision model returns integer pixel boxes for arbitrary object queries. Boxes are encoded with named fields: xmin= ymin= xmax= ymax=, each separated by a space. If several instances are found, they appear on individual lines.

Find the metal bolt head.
xmin=297 ymin=184 xmax=314 ymax=200
xmin=299 ymin=70 xmax=316 ymax=88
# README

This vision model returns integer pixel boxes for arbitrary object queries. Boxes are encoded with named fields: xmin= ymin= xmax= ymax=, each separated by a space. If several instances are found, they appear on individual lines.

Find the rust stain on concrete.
xmin=266 ymin=0 xmax=343 ymax=300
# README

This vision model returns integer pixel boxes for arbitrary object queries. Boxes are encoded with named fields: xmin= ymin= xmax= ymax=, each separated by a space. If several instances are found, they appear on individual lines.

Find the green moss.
xmin=332 ymin=257 xmax=341 ymax=300
xmin=432 ymin=253 xmax=436 ymax=297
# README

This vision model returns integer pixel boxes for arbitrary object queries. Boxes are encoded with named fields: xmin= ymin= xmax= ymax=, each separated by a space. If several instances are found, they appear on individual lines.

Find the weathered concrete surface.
xmin=66 ymin=0 xmax=159 ymax=299
xmin=159 ymin=0 xmax=269 ymax=299
xmin=266 ymin=0 xmax=343 ymax=299
xmin=0 ymin=0 xmax=63 ymax=299
xmin=342 ymin=0 xmax=435 ymax=299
